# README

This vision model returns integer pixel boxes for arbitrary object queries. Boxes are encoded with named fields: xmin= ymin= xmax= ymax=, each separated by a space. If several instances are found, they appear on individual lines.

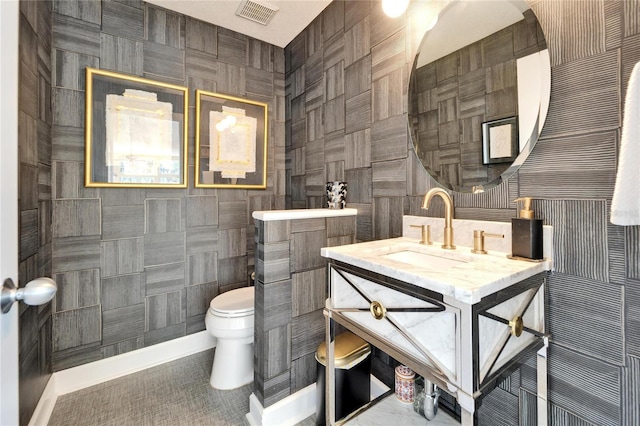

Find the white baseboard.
xmin=53 ymin=331 xmax=216 ymax=395
xmin=29 ymin=331 xmax=216 ymax=426
xmin=247 ymin=384 xmax=317 ymax=426
xmin=246 ymin=375 xmax=389 ymax=426
xmin=28 ymin=375 xmax=58 ymax=426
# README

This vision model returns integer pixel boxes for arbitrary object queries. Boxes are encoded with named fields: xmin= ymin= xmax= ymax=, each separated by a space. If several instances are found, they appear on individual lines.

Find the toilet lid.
xmin=209 ymin=287 xmax=255 ymax=316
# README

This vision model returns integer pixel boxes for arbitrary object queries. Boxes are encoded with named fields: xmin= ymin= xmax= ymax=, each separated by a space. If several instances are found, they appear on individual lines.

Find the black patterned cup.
xmin=326 ymin=181 xmax=347 ymax=209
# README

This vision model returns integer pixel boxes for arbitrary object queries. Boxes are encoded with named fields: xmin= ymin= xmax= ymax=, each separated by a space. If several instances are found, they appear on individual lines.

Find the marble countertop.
xmin=253 ymin=208 xmax=357 ymax=221
xmin=321 ymin=236 xmax=551 ymax=305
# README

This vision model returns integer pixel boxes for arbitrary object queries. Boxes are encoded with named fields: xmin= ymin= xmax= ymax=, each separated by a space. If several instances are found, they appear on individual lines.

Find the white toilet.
xmin=205 ymin=286 xmax=255 ymax=390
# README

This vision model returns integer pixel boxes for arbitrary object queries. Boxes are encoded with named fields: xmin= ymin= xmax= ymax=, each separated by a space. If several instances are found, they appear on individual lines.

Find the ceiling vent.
xmin=235 ymin=0 xmax=279 ymax=26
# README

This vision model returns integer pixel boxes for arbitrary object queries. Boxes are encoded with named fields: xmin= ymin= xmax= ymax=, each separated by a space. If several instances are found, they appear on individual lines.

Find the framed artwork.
xmin=482 ymin=116 xmax=518 ymax=165
xmin=195 ymin=90 xmax=268 ymax=189
xmin=85 ymin=67 xmax=188 ymax=187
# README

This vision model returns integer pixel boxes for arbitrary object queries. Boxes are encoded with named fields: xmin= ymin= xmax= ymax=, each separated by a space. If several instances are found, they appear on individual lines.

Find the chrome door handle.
xmin=1 ymin=277 xmax=56 ymax=314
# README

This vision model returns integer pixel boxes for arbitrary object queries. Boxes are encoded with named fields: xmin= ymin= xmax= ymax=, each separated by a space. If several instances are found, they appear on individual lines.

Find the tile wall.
xmin=284 ymin=0 xmax=640 ymax=424
xmin=254 ymin=215 xmax=356 ymax=407
xmin=48 ymin=0 xmax=285 ymax=371
xmin=18 ymin=2 xmax=53 ymax=425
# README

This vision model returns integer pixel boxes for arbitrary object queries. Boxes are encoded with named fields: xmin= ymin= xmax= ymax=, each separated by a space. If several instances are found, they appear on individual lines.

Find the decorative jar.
xmin=394 ymin=365 xmax=415 ymax=403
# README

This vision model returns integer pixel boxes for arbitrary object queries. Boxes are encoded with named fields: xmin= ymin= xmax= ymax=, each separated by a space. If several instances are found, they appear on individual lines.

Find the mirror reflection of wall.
xmin=517 ymin=50 xmax=551 ymax=152
xmin=409 ymin=1 xmax=551 ymax=193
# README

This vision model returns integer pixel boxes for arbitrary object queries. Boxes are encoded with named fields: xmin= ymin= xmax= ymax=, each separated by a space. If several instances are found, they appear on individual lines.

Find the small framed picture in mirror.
xmin=482 ymin=117 xmax=518 ymax=165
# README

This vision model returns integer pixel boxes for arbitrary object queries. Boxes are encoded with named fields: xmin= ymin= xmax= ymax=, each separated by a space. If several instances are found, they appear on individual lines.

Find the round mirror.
xmin=408 ymin=0 xmax=551 ymax=193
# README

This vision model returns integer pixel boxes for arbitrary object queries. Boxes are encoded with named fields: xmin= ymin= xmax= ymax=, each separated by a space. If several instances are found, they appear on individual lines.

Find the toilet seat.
xmin=209 ymin=287 xmax=254 ymax=318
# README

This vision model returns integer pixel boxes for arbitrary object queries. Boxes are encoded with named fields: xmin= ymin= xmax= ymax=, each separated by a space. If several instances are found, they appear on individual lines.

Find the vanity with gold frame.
xmin=321 ymin=0 xmax=553 ymax=423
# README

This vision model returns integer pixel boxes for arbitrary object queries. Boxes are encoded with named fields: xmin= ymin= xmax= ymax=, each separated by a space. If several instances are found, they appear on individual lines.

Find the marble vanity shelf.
xmin=343 ymin=392 xmax=458 ymax=426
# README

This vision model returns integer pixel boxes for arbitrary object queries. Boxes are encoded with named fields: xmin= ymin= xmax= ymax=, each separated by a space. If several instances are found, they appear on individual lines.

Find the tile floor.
xmin=48 ymin=349 xmax=316 ymax=426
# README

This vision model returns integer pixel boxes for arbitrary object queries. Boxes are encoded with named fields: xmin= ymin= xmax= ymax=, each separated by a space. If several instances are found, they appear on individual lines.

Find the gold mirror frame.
xmin=194 ymin=90 xmax=268 ymax=189
xmin=84 ymin=67 xmax=189 ymax=188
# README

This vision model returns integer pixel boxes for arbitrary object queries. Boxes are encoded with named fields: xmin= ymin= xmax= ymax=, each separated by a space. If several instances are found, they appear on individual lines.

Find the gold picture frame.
xmin=85 ymin=67 xmax=189 ymax=188
xmin=195 ymin=90 xmax=268 ymax=189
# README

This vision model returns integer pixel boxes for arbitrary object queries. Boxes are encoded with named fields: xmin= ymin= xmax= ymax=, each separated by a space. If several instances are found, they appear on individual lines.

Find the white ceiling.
xmin=145 ymin=0 xmax=333 ymax=48
xmin=146 ymin=0 xmax=532 ymax=63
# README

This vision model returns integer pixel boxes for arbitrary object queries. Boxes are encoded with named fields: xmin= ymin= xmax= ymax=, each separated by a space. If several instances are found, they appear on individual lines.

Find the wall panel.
xmin=48 ymin=0 xmax=285 ymax=374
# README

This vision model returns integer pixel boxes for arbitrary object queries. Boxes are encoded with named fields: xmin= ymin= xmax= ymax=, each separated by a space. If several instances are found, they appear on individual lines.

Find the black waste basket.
xmin=315 ymin=331 xmax=371 ymax=425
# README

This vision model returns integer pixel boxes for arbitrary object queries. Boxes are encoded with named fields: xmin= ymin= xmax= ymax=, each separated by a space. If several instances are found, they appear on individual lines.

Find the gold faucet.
xmin=421 ymin=188 xmax=455 ymax=249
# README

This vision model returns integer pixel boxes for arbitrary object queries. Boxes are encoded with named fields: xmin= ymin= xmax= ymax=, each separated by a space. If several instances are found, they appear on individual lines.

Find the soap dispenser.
xmin=511 ymin=197 xmax=543 ymax=260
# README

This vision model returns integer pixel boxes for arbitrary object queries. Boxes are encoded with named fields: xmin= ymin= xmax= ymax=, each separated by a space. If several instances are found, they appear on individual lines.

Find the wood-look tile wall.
xmin=48 ymin=0 xmax=285 ymax=371
xmin=285 ymin=0 xmax=640 ymax=424
xmin=18 ymin=2 xmax=53 ymax=424
xmin=254 ymin=215 xmax=356 ymax=407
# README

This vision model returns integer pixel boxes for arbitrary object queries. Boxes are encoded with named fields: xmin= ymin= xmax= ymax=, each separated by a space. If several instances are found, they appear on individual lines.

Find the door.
xmin=0 ymin=1 xmax=21 ymax=425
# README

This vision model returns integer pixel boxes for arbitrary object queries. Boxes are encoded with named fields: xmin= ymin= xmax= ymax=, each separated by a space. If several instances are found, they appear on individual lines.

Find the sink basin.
xmin=380 ymin=250 xmax=468 ymax=269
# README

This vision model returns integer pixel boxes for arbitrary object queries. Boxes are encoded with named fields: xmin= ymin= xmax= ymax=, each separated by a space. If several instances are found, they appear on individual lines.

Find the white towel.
xmin=611 ymin=61 xmax=640 ymax=225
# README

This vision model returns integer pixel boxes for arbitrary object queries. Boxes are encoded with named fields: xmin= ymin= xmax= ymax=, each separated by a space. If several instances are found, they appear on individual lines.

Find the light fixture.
xmin=382 ymin=0 xmax=410 ymax=18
